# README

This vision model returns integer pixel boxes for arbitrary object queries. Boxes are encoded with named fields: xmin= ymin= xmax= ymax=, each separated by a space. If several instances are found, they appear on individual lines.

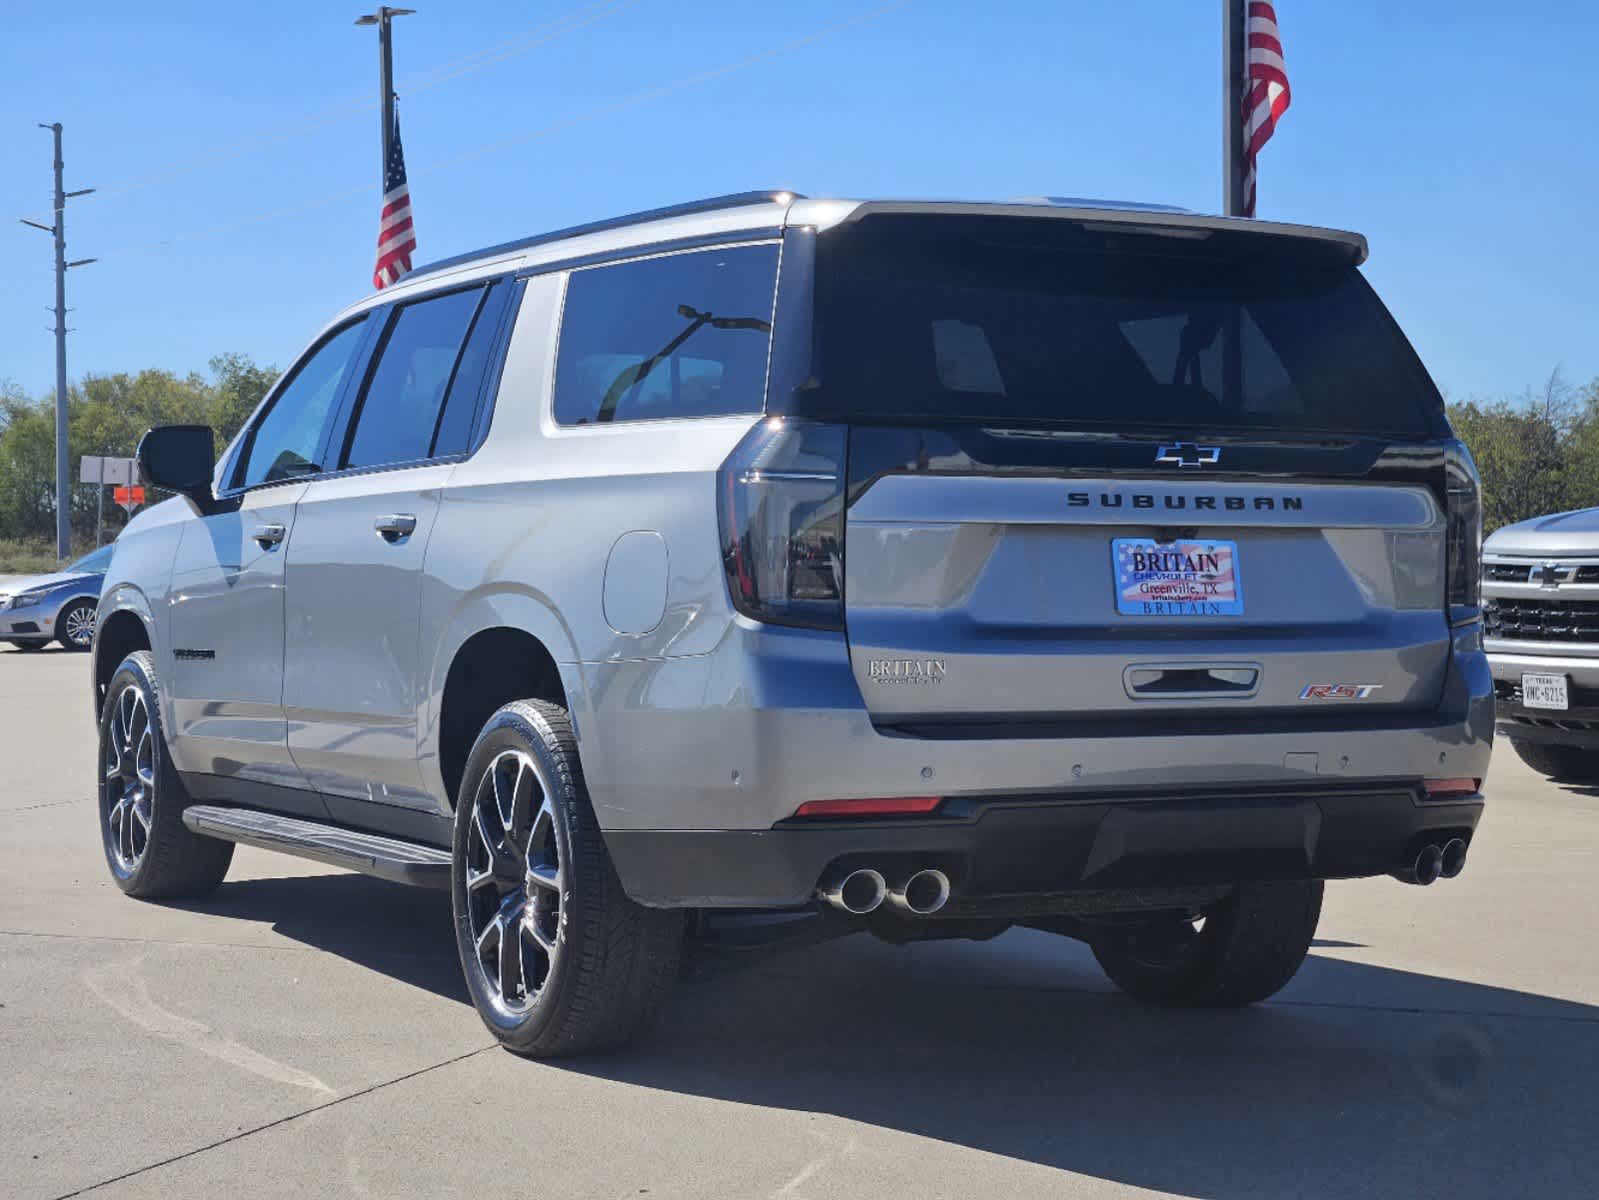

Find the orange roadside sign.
xmin=113 ymin=485 xmax=146 ymax=514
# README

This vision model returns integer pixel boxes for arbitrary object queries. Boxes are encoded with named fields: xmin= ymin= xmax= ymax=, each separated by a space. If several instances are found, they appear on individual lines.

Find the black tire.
xmin=56 ymin=599 xmax=97 ymax=651
xmin=1510 ymin=738 xmax=1599 ymax=782
xmin=97 ymin=651 xmax=233 ymax=898
xmin=451 ymin=699 xmax=681 ymax=1057
xmin=1092 ymin=879 xmax=1323 ymax=1008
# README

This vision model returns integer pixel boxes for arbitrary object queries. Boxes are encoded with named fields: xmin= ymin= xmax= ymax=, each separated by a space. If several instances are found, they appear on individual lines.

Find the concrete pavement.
xmin=3 ymin=645 xmax=1598 ymax=1199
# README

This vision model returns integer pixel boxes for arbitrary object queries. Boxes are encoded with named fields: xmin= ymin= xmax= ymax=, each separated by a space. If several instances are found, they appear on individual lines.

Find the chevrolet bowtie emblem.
xmin=1154 ymin=443 xmax=1221 ymax=468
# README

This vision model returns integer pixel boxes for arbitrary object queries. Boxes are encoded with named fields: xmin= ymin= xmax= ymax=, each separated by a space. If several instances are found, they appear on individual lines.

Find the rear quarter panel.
xmin=417 ymin=272 xmax=759 ymax=802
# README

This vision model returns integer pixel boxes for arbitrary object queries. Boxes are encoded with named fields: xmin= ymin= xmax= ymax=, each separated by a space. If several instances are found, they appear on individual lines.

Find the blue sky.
xmin=1 ymin=0 xmax=1593 ymax=402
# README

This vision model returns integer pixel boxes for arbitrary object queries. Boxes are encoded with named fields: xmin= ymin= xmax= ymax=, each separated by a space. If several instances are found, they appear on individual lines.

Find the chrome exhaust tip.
xmin=818 ymin=867 xmax=888 ymax=915
xmin=1439 ymin=838 xmax=1468 ymax=880
xmin=887 ymin=868 xmax=951 ymax=916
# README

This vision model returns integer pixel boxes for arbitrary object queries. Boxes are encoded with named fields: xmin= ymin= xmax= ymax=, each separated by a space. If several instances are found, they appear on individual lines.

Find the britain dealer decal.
xmin=1299 ymin=684 xmax=1384 ymax=700
xmin=868 ymin=659 xmax=948 ymax=685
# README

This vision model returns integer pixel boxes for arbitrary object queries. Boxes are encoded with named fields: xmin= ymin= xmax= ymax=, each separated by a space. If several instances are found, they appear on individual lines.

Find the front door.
xmin=166 ymin=485 xmax=310 ymax=796
xmin=164 ymin=315 xmax=373 ymax=810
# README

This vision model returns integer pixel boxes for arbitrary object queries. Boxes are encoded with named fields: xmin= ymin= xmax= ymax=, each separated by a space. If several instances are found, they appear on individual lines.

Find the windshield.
xmin=799 ymin=215 xmax=1446 ymax=438
xmin=66 ymin=546 xmax=113 ymax=574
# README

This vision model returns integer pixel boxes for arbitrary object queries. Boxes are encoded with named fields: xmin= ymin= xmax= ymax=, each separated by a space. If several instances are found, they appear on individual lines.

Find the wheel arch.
xmin=425 ymin=589 xmax=584 ymax=810
xmin=92 ymin=592 xmax=156 ymax=717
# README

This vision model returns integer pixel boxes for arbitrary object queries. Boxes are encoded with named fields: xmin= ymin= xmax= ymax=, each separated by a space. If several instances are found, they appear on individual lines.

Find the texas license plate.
xmin=1522 ymin=672 xmax=1569 ymax=711
xmin=1113 ymin=538 xmax=1244 ymax=616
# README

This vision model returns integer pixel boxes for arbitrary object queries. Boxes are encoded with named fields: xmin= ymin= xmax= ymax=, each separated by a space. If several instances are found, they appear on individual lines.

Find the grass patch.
xmin=0 ymin=537 xmax=82 ymax=575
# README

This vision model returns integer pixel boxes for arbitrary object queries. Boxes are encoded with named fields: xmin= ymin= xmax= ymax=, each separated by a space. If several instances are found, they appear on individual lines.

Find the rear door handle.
xmin=252 ymin=523 xmax=286 ymax=549
xmin=374 ymin=513 xmax=417 ymax=543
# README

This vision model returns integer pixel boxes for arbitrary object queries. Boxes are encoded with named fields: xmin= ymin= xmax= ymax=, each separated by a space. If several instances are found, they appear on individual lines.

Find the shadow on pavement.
xmin=184 ymin=870 xmax=1599 ymax=1199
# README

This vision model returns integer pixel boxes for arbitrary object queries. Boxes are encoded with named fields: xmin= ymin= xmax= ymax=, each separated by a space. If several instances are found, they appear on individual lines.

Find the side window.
xmin=342 ymin=287 xmax=483 ymax=470
xmin=235 ymin=319 xmax=367 ymax=489
xmin=431 ymin=281 xmax=512 ymax=458
xmin=553 ymin=243 xmax=779 ymax=425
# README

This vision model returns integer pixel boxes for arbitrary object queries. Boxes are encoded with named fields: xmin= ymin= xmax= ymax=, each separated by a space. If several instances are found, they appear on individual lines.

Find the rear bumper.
xmin=574 ymin=620 xmax=1495 ymax=907
xmin=606 ymin=783 xmax=1485 ymax=908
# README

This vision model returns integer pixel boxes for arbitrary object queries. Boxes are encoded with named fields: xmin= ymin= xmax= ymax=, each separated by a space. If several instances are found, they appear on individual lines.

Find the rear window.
xmin=802 ymin=216 xmax=1444 ymax=437
xmin=553 ymin=243 xmax=779 ymax=425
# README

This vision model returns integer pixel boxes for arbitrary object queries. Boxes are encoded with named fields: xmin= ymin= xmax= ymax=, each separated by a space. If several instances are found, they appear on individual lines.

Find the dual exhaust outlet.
xmin=818 ymin=866 xmax=951 ymax=916
xmin=1395 ymin=837 xmax=1469 ymax=886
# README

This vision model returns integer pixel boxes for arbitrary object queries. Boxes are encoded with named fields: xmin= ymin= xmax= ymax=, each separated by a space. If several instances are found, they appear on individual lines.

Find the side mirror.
xmin=137 ymin=425 xmax=219 ymax=515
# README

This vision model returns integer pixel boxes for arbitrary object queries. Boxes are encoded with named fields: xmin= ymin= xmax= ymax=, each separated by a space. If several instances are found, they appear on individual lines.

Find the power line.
xmin=89 ymin=1 xmax=912 ymax=265
xmin=12 ymin=0 xmax=638 ymax=227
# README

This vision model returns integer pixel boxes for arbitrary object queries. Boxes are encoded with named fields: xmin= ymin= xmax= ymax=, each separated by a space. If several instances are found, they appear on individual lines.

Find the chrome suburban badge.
xmin=1300 ymin=683 xmax=1383 ymax=700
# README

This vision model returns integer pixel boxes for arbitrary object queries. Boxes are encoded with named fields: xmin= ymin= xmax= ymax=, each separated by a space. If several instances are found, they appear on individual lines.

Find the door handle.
xmin=252 ymin=523 xmax=287 ymax=549
xmin=374 ymin=513 xmax=417 ymax=543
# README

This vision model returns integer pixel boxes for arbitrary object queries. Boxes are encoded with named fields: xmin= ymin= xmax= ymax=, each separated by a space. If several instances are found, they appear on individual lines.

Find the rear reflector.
xmin=792 ymin=796 xmax=943 ymax=819
xmin=1423 ymin=778 xmax=1481 ymax=798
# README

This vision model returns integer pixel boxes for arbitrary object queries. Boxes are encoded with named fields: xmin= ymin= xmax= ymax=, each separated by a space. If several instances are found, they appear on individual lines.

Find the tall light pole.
xmin=20 ymin=123 xmax=95 ymax=560
xmin=355 ymin=6 xmax=416 ymax=179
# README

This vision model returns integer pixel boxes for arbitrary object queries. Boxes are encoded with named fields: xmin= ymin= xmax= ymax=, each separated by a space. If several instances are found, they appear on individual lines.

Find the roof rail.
xmin=400 ymin=189 xmax=802 ymax=283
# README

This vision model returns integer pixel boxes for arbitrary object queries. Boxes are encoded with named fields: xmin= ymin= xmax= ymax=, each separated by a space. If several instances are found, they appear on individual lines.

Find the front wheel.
xmin=451 ymin=699 xmax=681 ymax=1057
xmin=57 ymin=599 xmax=97 ymax=650
xmin=98 ymin=651 xmax=233 ymax=898
xmin=1091 ymin=879 xmax=1323 ymax=1008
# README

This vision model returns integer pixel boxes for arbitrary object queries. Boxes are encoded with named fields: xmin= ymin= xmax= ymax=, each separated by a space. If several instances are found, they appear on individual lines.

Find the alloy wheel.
xmin=464 ymin=749 xmax=564 ymax=1016
xmin=63 ymin=603 xmax=96 ymax=647
xmin=104 ymin=684 xmax=154 ymax=873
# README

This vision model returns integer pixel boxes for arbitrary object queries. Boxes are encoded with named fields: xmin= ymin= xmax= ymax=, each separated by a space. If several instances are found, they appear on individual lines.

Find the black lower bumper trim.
xmin=605 ymin=784 xmax=1486 ymax=909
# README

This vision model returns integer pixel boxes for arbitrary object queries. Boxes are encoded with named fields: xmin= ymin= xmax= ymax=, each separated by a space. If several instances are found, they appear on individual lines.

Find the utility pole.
xmin=1221 ymin=0 xmax=1247 ymax=216
xmin=20 ymin=123 xmax=95 ymax=560
xmin=355 ymin=6 xmax=416 ymax=176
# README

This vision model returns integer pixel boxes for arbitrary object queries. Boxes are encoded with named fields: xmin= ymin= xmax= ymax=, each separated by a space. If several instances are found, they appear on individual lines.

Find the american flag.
xmin=373 ymin=106 xmax=416 ymax=289
xmin=1240 ymin=1 xmax=1291 ymax=218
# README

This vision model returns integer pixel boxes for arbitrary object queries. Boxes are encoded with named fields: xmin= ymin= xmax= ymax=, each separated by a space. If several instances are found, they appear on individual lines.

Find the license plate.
xmin=1522 ymin=672 xmax=1569 ymax=711
xmin=1113 ymin=538 xmax=1244 ymax=616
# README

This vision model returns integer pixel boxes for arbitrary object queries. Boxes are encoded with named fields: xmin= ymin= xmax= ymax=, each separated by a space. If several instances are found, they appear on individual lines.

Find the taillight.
xmin=1444 ymin=440 xmax=1482 ymax=623
xmin=718 ymin=418 xmax=847 ymax=630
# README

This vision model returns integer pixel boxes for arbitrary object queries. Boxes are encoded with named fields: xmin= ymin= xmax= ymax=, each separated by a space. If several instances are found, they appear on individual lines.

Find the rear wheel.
xmin=1510 ymin=738 xmax=1599 ymax=782
xmin=57 ymin=599 xmax=97 ymax=650
xmin=1092 ymin=879 xmax=1323 ymax=1008
xmin=98 ymin=651 xmax=233 ymax=898
xmin=451 ymin=699 xmax=681 ymax=1057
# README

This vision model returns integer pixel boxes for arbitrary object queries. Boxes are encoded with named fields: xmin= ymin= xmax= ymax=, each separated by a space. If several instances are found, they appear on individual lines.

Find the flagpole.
xmin=1222 ymin=0 xmax=1247 ymax=216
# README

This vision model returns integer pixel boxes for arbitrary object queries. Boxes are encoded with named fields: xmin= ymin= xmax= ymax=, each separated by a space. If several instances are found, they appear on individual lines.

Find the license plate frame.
xmin=1112 ymin=537 xmax=1244 ymax=617
xmin=1521 ymin=672 xmax=1570 ymax=711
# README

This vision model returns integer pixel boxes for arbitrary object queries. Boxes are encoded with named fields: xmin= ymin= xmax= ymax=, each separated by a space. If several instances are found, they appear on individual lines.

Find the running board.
xmin=182 ymin=805 xmax=452 ymax=889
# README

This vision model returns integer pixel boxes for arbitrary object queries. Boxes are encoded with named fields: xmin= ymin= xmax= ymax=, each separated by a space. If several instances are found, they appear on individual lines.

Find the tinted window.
xmin=431 ymin=281 xmax=512 ymax=458
xmin=804 ymin=217 xmax=1444 ymax=437
xmin=554 ymin=243 xmax=779 ymax=425
xmin=343 ymin=288 xmax=483 ymax=469
xmin=237 ymin=319 xmax=367 ymax=488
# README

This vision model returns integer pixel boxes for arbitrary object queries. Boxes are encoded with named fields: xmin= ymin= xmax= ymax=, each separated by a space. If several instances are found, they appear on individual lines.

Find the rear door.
xmin=284 ymin=281 xmax=509 ymax=824
xmin=795 ymin=214 xmax=1457 ymax=727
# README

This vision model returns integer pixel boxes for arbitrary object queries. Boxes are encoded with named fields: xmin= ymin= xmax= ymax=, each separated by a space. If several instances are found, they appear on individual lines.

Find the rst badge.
xmin=1300 ymin=683 xmax=1384 ymax=700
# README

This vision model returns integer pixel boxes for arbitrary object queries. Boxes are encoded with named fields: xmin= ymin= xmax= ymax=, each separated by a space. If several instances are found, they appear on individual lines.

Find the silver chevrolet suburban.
xmin=1483 ymin=508 xmax=1599 ymax=779
xmin=93 ymin=192 xmax=1492 ymax=1056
